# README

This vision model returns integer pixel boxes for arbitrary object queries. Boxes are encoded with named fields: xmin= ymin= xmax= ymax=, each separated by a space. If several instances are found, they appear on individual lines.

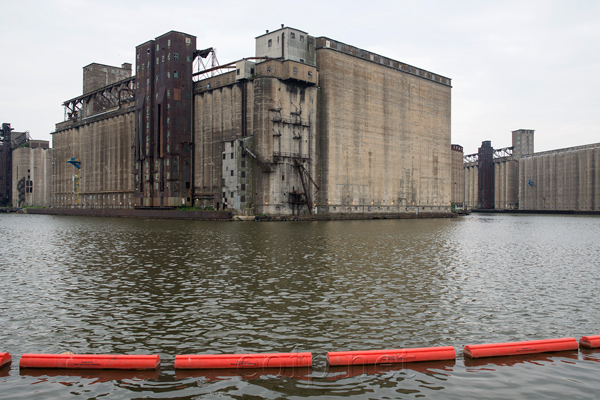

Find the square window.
xmin=174 ymin=53 xmax=179 ymax=60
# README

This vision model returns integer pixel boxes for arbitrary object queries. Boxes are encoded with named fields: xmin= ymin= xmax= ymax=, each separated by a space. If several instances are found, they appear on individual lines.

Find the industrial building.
xmin=463 ymin=129 xmax=600 ymax=212
xmin=1 ymin=123 xmax=37 ymax=207
xmin=49 ymin=26 xmax=454 ymax=218
xmin=11 ymin=140 xmax=51 ymax=207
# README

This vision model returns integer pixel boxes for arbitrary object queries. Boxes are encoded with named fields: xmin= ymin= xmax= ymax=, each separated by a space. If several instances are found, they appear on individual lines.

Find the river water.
xmin=1 ymin=213 xmax=599 ymax=399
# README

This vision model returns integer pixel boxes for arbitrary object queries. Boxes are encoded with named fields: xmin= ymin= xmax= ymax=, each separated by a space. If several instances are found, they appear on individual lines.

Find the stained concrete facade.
xmin=52 ymin=106 xmax=135 ymax=208
xmin=451 ymin=145 xmax=464 ymax=209
xmin=315 ymin=37 xmax=452 ymax=216
xmin=464 ymin=161 xmax=478 ymax=209
xmin=519 ymin=143 xmax=600 ymax=211
xmin=193 ymin=58 xmax=318 ymax=215
xmin=11 ymin=141 xmax=51 ymax=207
xmin=133 ymin=31 xmax=196 ymax=208
xmin=494 ymin=158 xmax=518 ymax=209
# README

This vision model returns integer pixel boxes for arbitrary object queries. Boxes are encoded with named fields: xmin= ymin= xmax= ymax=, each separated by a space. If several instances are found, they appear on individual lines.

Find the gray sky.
xmin=1 ymin=0 xmax=599 ymax=155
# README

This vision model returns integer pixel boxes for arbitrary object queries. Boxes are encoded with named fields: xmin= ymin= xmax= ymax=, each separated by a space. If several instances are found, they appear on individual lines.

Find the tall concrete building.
xmin=314 ymin=36 xmax=451 ymax=216
xmin=50 ymin=27 xmax=454 ymax=218
xmin=11 ymin=140 xmax=51 ymax=207
xmin=134 ymin=31 xmax=196 ymax=207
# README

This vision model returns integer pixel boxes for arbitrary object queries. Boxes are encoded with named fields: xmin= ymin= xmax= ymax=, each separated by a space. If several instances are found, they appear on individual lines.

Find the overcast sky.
xmin=2 ymin=0 xmax=599 ymax=154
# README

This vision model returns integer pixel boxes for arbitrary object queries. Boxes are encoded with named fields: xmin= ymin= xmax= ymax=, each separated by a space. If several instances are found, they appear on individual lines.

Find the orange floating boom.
xmin=463 ymin=337 xmax=578 ymax=358
xmin=19 ymin=354 xmax=160 ymax=370
xmin=0 ymin=352 xmax=11 ymax=368
xmin=174 ymin=352 xmax=313 ymax=369
xmin=327 ymin=346 xmax=456 ymax=366
xmin=579 ymin=335 xmax=600 ymax=349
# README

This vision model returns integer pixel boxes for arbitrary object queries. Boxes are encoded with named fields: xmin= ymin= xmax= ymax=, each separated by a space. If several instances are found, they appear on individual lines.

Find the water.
xmin=1 ymin=213 xmax=599 ymax=399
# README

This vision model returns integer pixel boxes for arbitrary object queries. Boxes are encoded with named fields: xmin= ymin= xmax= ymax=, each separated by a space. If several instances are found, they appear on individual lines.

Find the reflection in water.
xmin=1 ymin=213 xmax=600 ymax=398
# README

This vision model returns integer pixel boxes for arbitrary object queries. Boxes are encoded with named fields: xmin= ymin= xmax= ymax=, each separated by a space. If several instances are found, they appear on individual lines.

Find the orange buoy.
xmin=579 ymin=335 xmax=600 ymax=349
xmin=19 ymin=353 xmax=160 ymax=370
xmin=463 ymin=337 xmax=578 ymax=358
xmin=174 ymin=352 xmax=312 ymax=369
xmin=326 ymin=346 xmax=456 ymax=366
xmin=0 ymin=352 xmax=11 ymax=368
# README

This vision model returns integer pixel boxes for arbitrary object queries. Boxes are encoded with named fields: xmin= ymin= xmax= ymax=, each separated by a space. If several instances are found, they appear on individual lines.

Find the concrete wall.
xmin=464 ymin=162 xmax=478 ymax=209
xmin=519 ymin=144 xmax=600 ymax=211
xmin=451 ymin=145 xmax=464 ymax=207
xmin=315 ymin=39 xmax=452 ymax=216
xmin=193 ymin=59 xmax=318 ymax=216
xmin=494 ymin=158 xmax=518 ymax=209
xmin=52 ymin=105 xmax=135 ymax=208
xmin=11 ymin=145 xmax=51 ymax=207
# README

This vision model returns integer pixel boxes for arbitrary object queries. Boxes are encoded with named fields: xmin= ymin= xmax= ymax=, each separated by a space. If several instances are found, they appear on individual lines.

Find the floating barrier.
xmin=0 ymin=352 xmax=11 ymax=368
xmin=463 ymin=337 xmax=578 ymax=358
xmin=580 ymin=335 xmax=600 ymax=349
xmin=174 ymin=352 xmax=313 ymax=369
xmin=19 ymin=354 xmax=160 ymax=370
xmin=327 ymin=346 xmax=456 ymax=366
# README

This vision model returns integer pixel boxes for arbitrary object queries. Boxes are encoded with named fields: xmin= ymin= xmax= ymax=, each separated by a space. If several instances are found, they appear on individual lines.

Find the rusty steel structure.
xmin=63 ymin=77 xmax=135 ymax=121
xmin=134 ymin=31 xmax=196 ymax=207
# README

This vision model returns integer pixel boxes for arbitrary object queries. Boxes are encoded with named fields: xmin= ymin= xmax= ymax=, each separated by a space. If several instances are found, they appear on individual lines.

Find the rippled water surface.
xmin=1 ymin=213 xmax=599 ymax=399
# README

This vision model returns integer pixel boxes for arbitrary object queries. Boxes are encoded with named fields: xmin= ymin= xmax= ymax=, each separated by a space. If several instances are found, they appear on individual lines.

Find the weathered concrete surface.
xmin=11 ymin=144 xmax=52 ymax=207
xmin=194 ymin=59 xmax=318 ymax=216
xmin=494 ymin=159 xmax=518 ymax=209
xmin=52 ymin=105 xmax=135 ymax=208
xmin=464 ymin=162 xmax=478 ymax=209
xmin=315 ymin=40 xmax=452 ymax=216
xmin=451 ymin=145 xmax=465 ymax=207
xmin=519 ymin=143 xmax=600 ymax=211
